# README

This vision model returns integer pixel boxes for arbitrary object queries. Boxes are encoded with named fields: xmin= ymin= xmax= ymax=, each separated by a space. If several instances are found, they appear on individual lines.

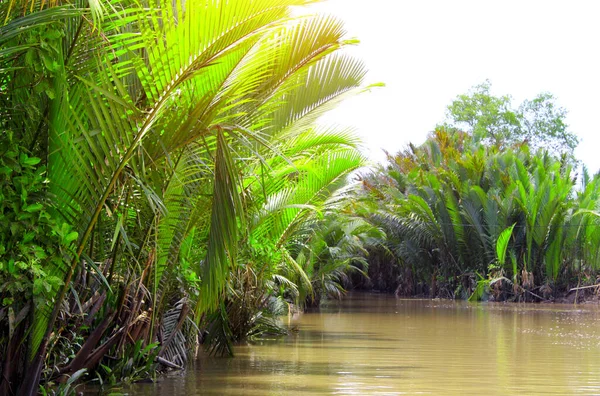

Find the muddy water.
xmin=128 ymin=294 xmax=600 ymax=395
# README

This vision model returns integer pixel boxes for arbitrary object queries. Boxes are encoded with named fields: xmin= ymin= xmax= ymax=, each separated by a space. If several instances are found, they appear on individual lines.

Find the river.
xmin=127 ymin=293 xmax=600 ymax=395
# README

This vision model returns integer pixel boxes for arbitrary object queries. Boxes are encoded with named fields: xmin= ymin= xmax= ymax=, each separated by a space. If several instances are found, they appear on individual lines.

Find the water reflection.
xmin=127 ymin=294 xmax=600 ymax=395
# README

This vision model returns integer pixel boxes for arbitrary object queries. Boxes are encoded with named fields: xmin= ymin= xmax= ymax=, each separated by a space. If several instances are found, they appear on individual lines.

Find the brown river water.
xmin=125 ymin=293 xmax=600 ymax=395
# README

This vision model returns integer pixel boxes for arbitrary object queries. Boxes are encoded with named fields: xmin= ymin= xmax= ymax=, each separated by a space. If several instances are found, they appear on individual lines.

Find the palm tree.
xmin=0 ymin=0 xmax=373 ymax=392
xmin=360 ymin=128 xmax=595 ymax=301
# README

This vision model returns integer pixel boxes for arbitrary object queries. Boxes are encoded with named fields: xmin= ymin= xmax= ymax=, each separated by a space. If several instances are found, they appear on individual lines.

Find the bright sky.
xmin=308 ymin=0 xmax=600 ymax=171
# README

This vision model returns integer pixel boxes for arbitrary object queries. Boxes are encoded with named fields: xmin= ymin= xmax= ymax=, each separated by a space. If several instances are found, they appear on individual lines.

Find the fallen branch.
xmin=525 ymin=289 xmax=550 ymax=302
xmin=569 ymin=284 xmax=600 ymax=292
xmin=156 ymin=356 xmax=183 ymax=370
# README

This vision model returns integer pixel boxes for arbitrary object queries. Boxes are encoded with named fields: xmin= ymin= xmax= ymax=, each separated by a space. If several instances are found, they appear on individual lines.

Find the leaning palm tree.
xmin=0 ymin=0 xmax=373 ymax=392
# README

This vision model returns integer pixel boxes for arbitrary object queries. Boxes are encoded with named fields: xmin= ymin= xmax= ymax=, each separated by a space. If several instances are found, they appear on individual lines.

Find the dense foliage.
xmin=0 ymin=0 xmax=377 ymax=393
xmin=359 ymin=128 xmax=600 ymax=301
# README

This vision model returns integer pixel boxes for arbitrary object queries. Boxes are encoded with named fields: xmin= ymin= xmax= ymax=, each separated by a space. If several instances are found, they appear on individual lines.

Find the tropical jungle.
xmin=2 ymin=0 xmax=600 ymax=394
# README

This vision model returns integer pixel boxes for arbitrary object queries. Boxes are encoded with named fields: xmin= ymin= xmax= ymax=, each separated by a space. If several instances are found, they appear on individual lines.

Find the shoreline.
xmin=347 ymin=287 xmax=600 ymax=306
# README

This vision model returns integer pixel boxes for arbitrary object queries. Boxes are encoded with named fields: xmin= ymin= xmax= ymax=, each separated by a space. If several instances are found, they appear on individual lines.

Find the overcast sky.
xmin=307 ymin=0 xmax=600 ymax=171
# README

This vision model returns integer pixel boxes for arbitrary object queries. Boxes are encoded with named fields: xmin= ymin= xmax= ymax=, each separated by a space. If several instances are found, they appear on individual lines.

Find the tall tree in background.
xmin=444 ymin=80 xmax=578 ymax=158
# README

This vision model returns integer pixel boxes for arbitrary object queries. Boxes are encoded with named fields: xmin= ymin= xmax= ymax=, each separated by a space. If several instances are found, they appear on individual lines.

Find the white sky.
xmin=307 ymin=0 xmax=600 ymax=171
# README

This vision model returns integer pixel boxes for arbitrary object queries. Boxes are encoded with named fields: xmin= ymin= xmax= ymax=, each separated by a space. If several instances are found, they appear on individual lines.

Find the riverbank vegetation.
xmin=357 ymin=83 xmax=600 ymax=302
xmin=2 ymin=0 xmax=600 ymax=393
xmin=0 ymin=0 xmax=377 ymax=393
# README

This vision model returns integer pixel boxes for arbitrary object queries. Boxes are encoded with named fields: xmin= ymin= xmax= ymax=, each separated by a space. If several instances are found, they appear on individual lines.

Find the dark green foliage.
xmin=0 ymin=134 xmax=73 ymax=309
xmin=0 ymin=133 xmax=78 ymax=395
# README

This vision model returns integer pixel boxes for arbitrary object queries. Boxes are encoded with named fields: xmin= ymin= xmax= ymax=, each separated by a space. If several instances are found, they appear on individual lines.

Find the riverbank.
xmin=353 ymin=259 xmax=600 ymax=305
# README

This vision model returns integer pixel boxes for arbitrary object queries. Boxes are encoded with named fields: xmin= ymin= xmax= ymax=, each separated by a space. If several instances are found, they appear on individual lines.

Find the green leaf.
xmin=496 ymin=224 xmax=515 ymax=266
xmin=65 ymin=232 xmax=79 ymax=243
xmin=20 ymin=155 xmax=41 ymax=167
xmin=24 ymin=203 xmax=43 ymax=213
xmin=66 ymin=368 xmax=87 ymax=385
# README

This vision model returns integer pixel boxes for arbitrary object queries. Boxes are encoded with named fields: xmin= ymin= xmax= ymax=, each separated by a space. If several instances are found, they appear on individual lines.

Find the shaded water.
xmin=128 ymin=294 xmax=600 ymax=395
